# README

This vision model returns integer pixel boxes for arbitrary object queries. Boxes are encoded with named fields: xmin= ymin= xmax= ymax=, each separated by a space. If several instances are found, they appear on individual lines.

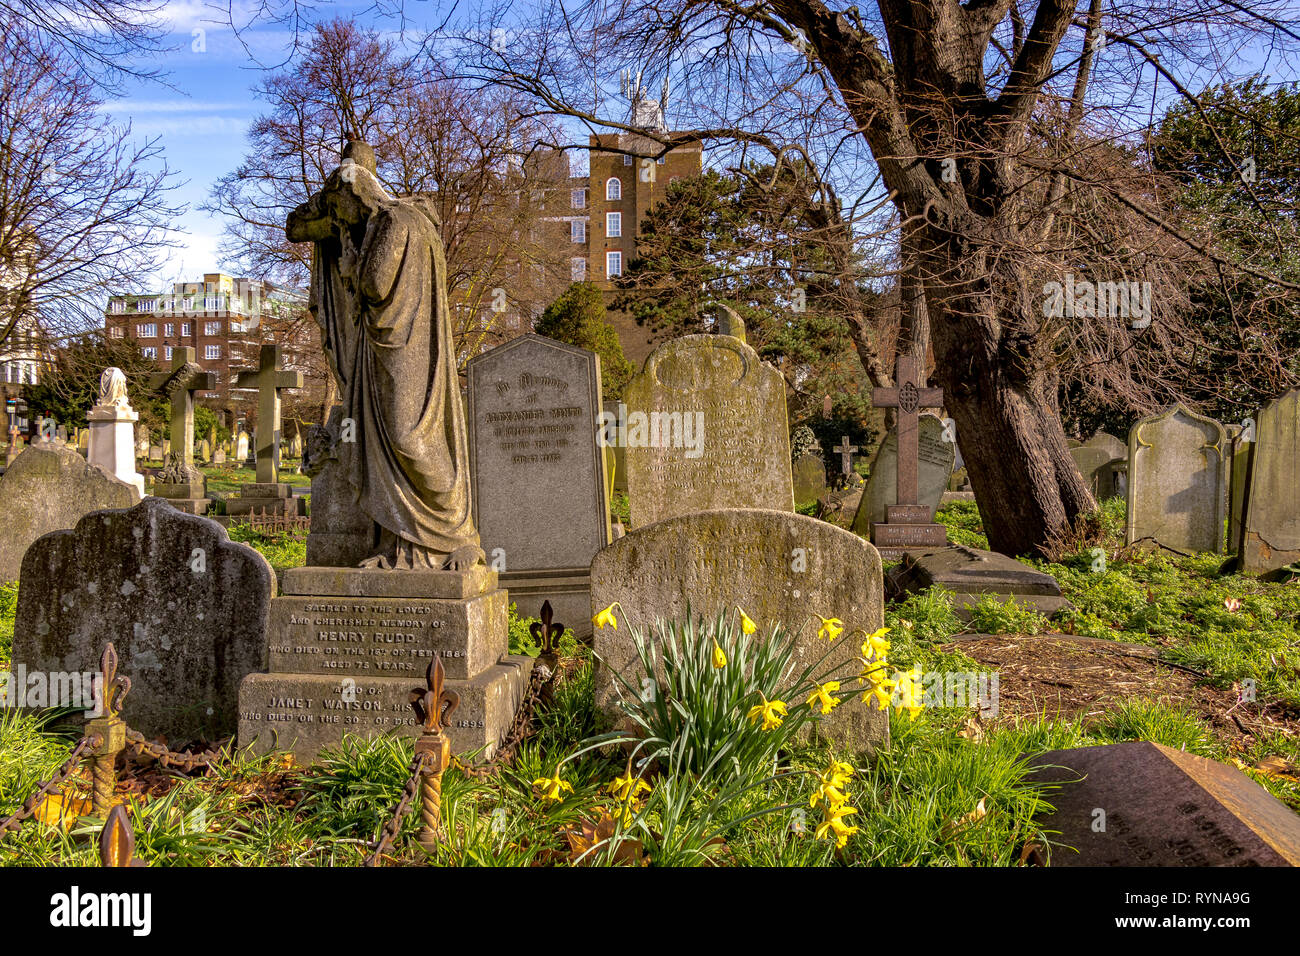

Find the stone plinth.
xmin=86 ymin=405 xmax=145 ymax=498
xmin=239 ymin=565 xmax=530 ymax=761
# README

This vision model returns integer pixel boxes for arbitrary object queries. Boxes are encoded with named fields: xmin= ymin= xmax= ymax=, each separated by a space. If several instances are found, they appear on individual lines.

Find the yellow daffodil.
xmin=860 ymin=658 xmax=891 ymax=685
xmin=747 ymin=694 xmax=788 ymax=731
xmin=861 ymin=627 xmax=891 ymax=659
xmin=817 ymin=616 xmax=845 ymax=642
xmin=821 ymin=760 xmax=855 ymax=790
xmin=815 ymin=805 xmax=861 ymax=848
xmin=592 ymin=604 xmax=618 ymax=630
xmin=737 ymin=607 xmax=757 ymax=635
xmin=892 ymin=668 xmax=925 ymax=719
xmin=810 ymin=783 xmax=849 ymax=811
xmin=806 ymin=680 xmax=842 ymax=715
xmin=606 ymin=770 xmax=652 ymax=803
xmin=864 ymin=676 xmax=896 ymax=710
xmin=533 ymin=773 xmax=574 ymax=802
xmin=712 ymin=640 xmax=727 ymax=669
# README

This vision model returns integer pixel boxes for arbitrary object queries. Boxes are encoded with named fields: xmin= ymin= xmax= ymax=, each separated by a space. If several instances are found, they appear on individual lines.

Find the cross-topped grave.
xmin=867 ymin=354 xmax=949 ymax=558
xmin=234 ymin=344 xmax=303 ymax=485
xmin=149 ymin=346 xmax=216 ymax=513
xmin=229 ymin=344 xmax=304 ymax=516
xmin=833 ymin=435 xmax=858 ymax=478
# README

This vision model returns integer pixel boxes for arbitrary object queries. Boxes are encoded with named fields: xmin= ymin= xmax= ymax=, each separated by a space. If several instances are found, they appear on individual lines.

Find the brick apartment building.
xmin=104 ymin=273 xmax=311 ymax=425
xmin=553 ymin=81 xmax=704 ymax=366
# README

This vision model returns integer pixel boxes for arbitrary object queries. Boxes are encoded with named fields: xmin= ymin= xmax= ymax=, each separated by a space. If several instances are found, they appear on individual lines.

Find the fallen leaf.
xmin=1250 ymin=755 xmax=1299 ymax=781
xmin=940 ymin=796 xmax=988 ymax=840
xmin=563 ymin=811 xmax=648 ymax=866
xmin=957 ymin=715 xmax=984 ymax=742
xmin=1224 ymin=597 xmax=1242 ymax=613
xmin=34 ymin=790 xmax=94 ymax=829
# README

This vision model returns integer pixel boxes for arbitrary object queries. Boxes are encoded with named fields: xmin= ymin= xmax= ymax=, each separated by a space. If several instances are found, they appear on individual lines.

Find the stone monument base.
xmin=227 ymin=482 xmax=304 ymax=516
xmin=499 ymin=567 xmax=593 ymax=640
xmin=871 ymin=504 xmax=948 ymax=561
xmin=237 ymin=565 xmax=533 ymax=761
xmin=885 ymin=544 xmax=1072 ymax=619
xmin=152 ymin=482 xmax=210 ymax=515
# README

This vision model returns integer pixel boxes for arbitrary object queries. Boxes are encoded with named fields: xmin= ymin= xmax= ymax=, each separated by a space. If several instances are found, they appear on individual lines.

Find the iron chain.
xmin=0 ymin=734 xmax=102 ymax=838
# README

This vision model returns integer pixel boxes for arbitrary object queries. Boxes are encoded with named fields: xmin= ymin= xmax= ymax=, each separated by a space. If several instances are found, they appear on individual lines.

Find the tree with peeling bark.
xmin=433 ymin=0 xmax=1299 ymax=556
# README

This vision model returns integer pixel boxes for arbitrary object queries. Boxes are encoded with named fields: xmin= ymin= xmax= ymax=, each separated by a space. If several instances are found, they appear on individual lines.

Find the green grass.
xmin=0 ymin=496 xmax=1297 ymax=866
xmin=226 ymin=523 xmax=307 ymax=575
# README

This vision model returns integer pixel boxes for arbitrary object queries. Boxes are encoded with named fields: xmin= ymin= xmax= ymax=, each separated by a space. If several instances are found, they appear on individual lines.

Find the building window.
xmin=204 ymin=321 xmax=222 ymax=336
xmin=205 ymin=345 xmax=221 ymax=360
xmin=136 ymin=323 xmax=157 ymax=338
xmin=135 ymin=299 xmax=153 ymax=312
xmin=142 ymin=347 xmax=157 ymax=359
xmin=606 ymin=212 xmax=622 ymax=237
xmin=164 ymin=323 xmax=174 ymax=337
xmin=571 ymin=258 xmax=586 ymax=281
xmin=570 ymin=188 xmax=586 ymax=209
xmin=606 ymin=251 xmax=622 ymax=277
xmin=164 ymin=346 xmax=173 ymax=361
xmin=181 ymin=323 xmax=191 ymax=336
xmin=108 ymin=326 xmax=124 ymax=339
xmin=110 ymin=300 xmax=124 ymax=313
xmin=571 ymin=220 xmax=585 ymax=243
xmin=605 ymin=177 xmax=621 ymax=201
xmin=622 ymin=154 xmax=633 ymax=166
xmin=204 ymin=296 xmax=220 ymax=310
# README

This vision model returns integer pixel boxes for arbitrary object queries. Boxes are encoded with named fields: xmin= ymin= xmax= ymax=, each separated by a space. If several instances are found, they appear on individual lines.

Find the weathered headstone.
xmin=197 ymin=438 xmax=212 ymax=463
xmin=885 ymin=545 xmax=1071 ymax=619
xmin=239 ymin=140 xmax=532 ymax=761
xmin=1126 ymin=404 xmax=1227 ymax=553
xmin=468 ymin=335 xmax=610 ymax=636
xmin=1070 ymin=445 xmax=1121 ymax=500
xmin=228 ymin=345 xmax=304 ymax=516
xmin=235 ymin=431 xmax=250 ymax=462
xmin=135 ymin=432 xmax=149 ymax=460
xmin=303 ymin=406 xmax=374 ymax=567
xmin=851 ymin=412 xmax=954 ymax=555
xmin=1081 ymin=430 xmax=1127 ymax=499
xmin=832 ymin=435 xmax=858 ymax=480
xmin=13 ymin=497 xmax=273 ymax=740
xmin=149 ymin=347 xmax=216 ymax=514
xmin=590 ymin=508 xmax=888 ymax=751
xmin=148 ymin=444 xmax=163 ymax=461
xmin=212 ymin=446 xmax=226 ymax=465
xmin=623 ymin=332 xmax=793 ymax=527
xmin=1025 ymin=741 xmax=1300 ymax=866
xmin=1237 ymin=390 xmax=1300 ymax=574
xmin=0 ymin=442 xmax=139 ymax=583
xmin=86 ymin=368 xmax=144 ymax=498
xmin=1228 ymin=426 xmax=1251 ymax=554
xmin=793 ymin=454 xmax=828 ymax=507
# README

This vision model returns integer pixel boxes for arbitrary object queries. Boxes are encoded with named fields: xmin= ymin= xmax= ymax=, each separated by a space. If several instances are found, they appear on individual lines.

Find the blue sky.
xmin=102 ymin=2 xmax=1296 ymax=290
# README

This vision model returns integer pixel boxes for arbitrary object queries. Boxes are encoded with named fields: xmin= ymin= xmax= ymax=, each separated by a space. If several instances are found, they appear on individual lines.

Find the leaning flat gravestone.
xmin=590 ymin=508 xmax=888 ymax=752
xmin=793 ymin=455 xmax=828 ymax=507
xmin=0 ymin=441 xmax=139 ymax=583
xmin=1026 ymin=741 xmax=1300 ymax=865
xmin=1126 ymin=404 xmax=1227 ymax=554
xmin=885 ymin=544 xmax=1071 ymax=618
xmin=624 ymin=333 xmax=793 ymax=527
xmin=1238 ymin=390 xmax=1300 ymax=574
xmin=13 ymin=497 xmax=274 ymax=741
xmin=468 ymin=335 xmax=610 ymax=573
xmin=851 ymin=413 xmax=953 ymax=534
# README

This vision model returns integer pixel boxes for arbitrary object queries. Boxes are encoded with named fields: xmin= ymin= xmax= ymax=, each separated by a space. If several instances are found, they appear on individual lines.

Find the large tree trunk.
xmin=924 ymin=232 xmax=1097 ymax=556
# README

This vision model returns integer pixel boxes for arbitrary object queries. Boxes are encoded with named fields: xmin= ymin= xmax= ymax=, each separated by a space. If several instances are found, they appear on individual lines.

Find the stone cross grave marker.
xmin=832 ymin=435 xmax=858 ymax=479
xmin=149 ymin=347 xmax=215 ymax=474
xmin=233 ymin=344 xmax=303 ymax=485
xmin=866 ymin=355 xmax=948 ymax=557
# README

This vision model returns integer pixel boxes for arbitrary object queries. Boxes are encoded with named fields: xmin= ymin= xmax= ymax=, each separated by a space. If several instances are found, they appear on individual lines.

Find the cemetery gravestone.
xmin=590 ymin=508 xmax=889 ymax=752
xmin=1228 ymin=427 xmax=1251 ymax=553
xmin=885 ymin=544 xmax=1071 ymax=619
xmin=239 ymin=140 xmax=532 ymax=761
xmin=1026 ymin=741 xmax=1300 ymax=865
xmin=1082 ymin=430 xmax=1127 ymax=498
xmin=854 ymin=356 xmax=949 ymax=559
xmin=1237 ymin=390 xmax=1300 ymax=574
xmin=0 ymin=441 xmax=139 ymax=583
xmin=851 ymin=412 xmax=954 ymax=555
xmin=832 ymin=435 xmax=858 ymax=482
xmin=13 ymin=497 xmax=273 ymax=740
xmin=793 ymin=455 xmax=829 ymax=508
xmin=1126 ymin=404 xmax=1227 ymax=554
xmin=149 ymin=347 xmax=216 ymax=515
xmin=303 ymin=406 xmax=374 ymax=567
xmin=603 ymin=401 xmax=628 ymax=497
xmin=468 ymin=335 xmax=610 ymax=637
xmin=1070 ymin=445 xmax=1121 ymax=500
xmin=623 ymin=331 xmax=793 ymax=527
xmin=235 ymin=431 xmax=250 ymax=462
xmin=85 ymin=368 xmax=144 ymax=498
xmin=228 ymin=345 xmax=305 ymax=516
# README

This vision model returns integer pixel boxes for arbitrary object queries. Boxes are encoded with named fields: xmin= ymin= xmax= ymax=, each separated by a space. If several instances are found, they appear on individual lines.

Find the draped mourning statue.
xmin=286 ymin=141 xmax=484 ymax=571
